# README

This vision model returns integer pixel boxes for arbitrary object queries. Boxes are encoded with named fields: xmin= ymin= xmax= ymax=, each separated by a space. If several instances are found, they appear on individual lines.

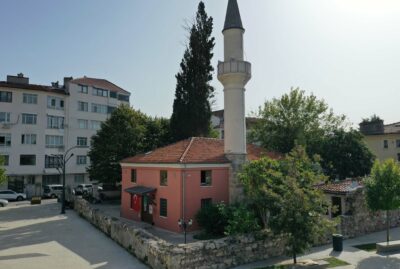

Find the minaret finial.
xmin=223 ymin=0 xmax=244 ymax=32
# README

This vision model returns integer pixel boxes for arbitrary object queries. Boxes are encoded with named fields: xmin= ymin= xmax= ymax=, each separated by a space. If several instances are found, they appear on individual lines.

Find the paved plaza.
xmin=0 ymin=200 xmax=148 ymax=269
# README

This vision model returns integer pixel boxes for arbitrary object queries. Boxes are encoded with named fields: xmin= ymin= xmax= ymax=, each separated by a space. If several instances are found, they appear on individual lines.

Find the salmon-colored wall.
xmin=121 ymin=165 xmax=230 ymax=233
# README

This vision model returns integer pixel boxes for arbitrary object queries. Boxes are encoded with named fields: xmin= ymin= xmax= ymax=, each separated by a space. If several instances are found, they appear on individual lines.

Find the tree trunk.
xmin=387 ymin=210 xmax=390 ymax=245
xmin=293 ymin=246 xmax=297 ymax=264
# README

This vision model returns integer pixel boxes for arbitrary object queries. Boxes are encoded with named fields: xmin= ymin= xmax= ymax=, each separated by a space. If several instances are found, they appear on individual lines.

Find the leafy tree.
xmin=317 ymin=129 xmax=375 ymax=180
xmin=170 ymin=1 xmax=215 ymax=141
xmin=365 ymin=159 xmax=400 ymax=244
xmin=240 ymin=147 xmax=334 ymax=264
xmin=249 ymin=88 xmax=345 ymax=154
xmin=87 ymin=105 xmax=171 ymax=184
xmin=223 ymin=204 xmax=261 ymax=236
xmin=0 ymin=156 xmax=7 ymax=186
xmin=195 ymin=203 xmax=227 ymax=236
xmin=361 ymin=114 xmax=382 ymax=124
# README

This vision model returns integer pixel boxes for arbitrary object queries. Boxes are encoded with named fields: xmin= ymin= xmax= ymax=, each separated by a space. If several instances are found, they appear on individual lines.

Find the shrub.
xmin=224 ymin=204 xmax=261 ymax=235
xmin=195 ymin=203 xmax=227 ymax=236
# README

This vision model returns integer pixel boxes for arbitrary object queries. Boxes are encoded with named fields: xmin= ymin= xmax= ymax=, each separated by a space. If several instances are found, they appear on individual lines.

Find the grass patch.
xmin=353 ymin=243 xmax=377 ymax=252
xmin=323 ymin=257 xmax=350 ymax=268
xmin=193 ymin=232 xmax=225 ymax=240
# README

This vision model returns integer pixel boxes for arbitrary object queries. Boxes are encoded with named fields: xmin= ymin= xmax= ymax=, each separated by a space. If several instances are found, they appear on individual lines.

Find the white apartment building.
xmin=0 ymin=74 xmax=130 ymax=197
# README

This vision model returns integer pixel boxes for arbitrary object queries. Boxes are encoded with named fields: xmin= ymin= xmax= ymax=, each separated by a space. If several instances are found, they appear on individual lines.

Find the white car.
xmin=0 ymin=199 xmax=8 ymax=207
xmin=0 ymin=190 xmax=27 ymax=201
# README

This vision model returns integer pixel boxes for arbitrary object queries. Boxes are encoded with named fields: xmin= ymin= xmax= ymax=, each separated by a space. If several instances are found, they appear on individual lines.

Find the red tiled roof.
xmin=316 ymin=179 xmax=364 ymax=195
xmin=121 ymin=137 xmax=279 ymax=164
xmin=70 ymin=77 xmax=130 ymax=95
xmin=0 ymin=82 xmax=68 ymax=95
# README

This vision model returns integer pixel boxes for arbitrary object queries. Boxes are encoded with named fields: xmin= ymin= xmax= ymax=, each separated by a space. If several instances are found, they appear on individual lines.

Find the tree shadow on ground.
xmin=355 ymin=256 xmax=400 ymax=269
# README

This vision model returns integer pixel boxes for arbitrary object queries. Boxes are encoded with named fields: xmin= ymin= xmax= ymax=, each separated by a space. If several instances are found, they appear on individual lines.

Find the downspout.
xmin=182 ymin=164 xmax=187 ymax=224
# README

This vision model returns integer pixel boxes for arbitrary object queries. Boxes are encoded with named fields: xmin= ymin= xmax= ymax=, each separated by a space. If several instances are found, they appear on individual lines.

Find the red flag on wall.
xmin=131 ymin=194 xmax=141 ymax=212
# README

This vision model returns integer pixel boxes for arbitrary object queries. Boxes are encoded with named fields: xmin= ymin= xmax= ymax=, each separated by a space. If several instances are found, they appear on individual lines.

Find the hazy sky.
xmin=1 ymin=0 xmax=399 ymax=126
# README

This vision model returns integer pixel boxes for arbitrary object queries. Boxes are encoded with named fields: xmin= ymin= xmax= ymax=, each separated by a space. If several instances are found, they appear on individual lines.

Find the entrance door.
xmin=141 ymin=195 xmax=153 ymax=224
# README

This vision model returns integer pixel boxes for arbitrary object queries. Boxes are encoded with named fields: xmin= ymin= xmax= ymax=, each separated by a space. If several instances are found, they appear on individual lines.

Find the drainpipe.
xmin=182 ymin=164 xmax=187 ymax=223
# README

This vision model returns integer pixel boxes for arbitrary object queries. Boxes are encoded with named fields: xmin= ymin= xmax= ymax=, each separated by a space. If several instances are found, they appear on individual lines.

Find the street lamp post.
xmin=178 ymin=218 xmax=193 ymax=244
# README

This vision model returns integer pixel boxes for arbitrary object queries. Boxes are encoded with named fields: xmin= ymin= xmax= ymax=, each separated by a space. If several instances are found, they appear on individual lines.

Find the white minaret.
xmin=218 ymin=0 xmax=251 ymax=202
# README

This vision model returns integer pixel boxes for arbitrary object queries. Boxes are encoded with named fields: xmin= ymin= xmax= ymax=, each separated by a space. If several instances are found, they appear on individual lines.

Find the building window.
xmin=21 ymin=134 xmax=37 ymax=145
xmin=47 ymin=115 xmax=64 ymax=129
xmin=42 ymin=175 xmax=60 ymax=185
xmin=110 ymin=91 xmax=117 ymax=98
xmin=20 ymin=155 xmax=36 ymax=166
xmin=47 ymin=96 xmax=64 ymax=110
xmin=201 ymin=170 xmax=212 ymax=186
xmin=78 ymin=119 xmax=89 ymax=129
xmin=22 ymin=113 xmax=37 ymax=125
xmin=77 ymin=156 xmax=87 ymax=165
xmin=131 ymin=169 xmax=137 ymax=183
xmin=384 ymin=140 xmax=389 ymax=149
xmin=1 ymin=155 xmax=9 ymax=166
xmin=74 ymin=174 xmax=85 ymax=183
xmin=0 ymin=91 xmax=12 ymax=103
xmin=91 ymin=103 xmax=108 ymax=114
xmin=77 ymin=137 xmax=88 ymax=147
xmin=23 ymin=93 xmax=38 ymax=104
xmin=118 ymin=94 xmax=129 ymax=102
xmin=93 ymin=87 xmax=108 ymax=97
xmin=397 ymin=140 xmax=400 ymax=148
xmin=331 ymin=196 xmax=342 ymax=218
xmin=79 ymin=85 xmax=88 ymax=94
xmin=45 ymin=135 xmax=64 ymax=148
xmin=160 ymin=198 xmax=167 ymax=217
xmin=0 ymin=112 xmax=11 ymax=123
xmin=160 ymin=170 xmax=168 ymax=186
xmin=0 ymin=133 xmax=12 ymax=147
xmin=91 ymin=120 xmax=101 ymax=130
xmin=107 ymin=106 xmax=117 ymax=114
xmin=201 ymin=198 xmax=212 ymax=209
xmin=26 ymin=175 xmax=35 ymax=184
xmin=45 ymin=155 xmax=62 ymax=168
xmin=78 ymin=101 xmax=88 ymax=112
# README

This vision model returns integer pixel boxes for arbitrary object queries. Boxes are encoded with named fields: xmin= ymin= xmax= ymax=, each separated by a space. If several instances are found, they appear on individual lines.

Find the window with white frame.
xmin=74 ymin=174 xmax=85 ymax=183
xmin=45 ymin=155 xmax=62 ymax=168
xmin=77 ymin=137 xmax=88 ymax=147
xmin=22 ymin=113 xmax=37 ymax=125
xmin=78 ymin=101 xmax=89 ymax=112
xmin=93 ymin=87 xmax=108 ymax=97
xmin=45 ymin=135 xmax=64 ymax=148
xmin=79 ymin=85 xmax=88 ymax=94
xmin=0 ymin=91 xmax=12 ymax=102
xmin=78 ymin=119 xmax=89 ymax=129
xmin=47 ymin=115 xmax=64 ymax=129
xmin=91 ymin=103 xmax=107 ymax=114
xmin=21 ymin=134 xmax=37 ymax=145
xmin=47 ymin=96 xmax=64 ymax=110
xmin=118 ymin=94 xmax=129 ymax=102
xmin=0 ymin=112 xmax=10 ymax=123
xmin=0 ymin=133 xmax=11 ymax=147
xmin=23 ymin=93 xmax=38 ymax=104
xmin=91 ymin=120 xmax=101 ymax=130
xmin=76 ymin=155 xmax=87 ymax=165
xmin=20 ymin=155 xmax=36 ymax=166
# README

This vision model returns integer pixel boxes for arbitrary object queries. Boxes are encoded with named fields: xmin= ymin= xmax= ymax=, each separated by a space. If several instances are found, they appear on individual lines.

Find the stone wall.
xmin=75 ymin=198 xmax=286 ymax=269
xmin=340 ymin=189 xmax=400 ymax=238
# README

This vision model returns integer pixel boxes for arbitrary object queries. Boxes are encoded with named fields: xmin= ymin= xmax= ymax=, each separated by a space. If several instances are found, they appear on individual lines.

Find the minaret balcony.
xmin=218 ymin=60 xmax=251 ymax=85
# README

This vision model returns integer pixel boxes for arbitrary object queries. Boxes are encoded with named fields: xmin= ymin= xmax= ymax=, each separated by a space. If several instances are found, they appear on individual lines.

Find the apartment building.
xmin=0 ymin=74 xmax=130 ymax=197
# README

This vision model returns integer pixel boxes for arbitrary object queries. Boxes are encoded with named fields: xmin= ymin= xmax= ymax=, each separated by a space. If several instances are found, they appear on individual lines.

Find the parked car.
xmin=0 ymin=199 xmax=9 ymax=207
xmin=96 ymin=184 xmax=121 ymax=201
xmin=0 ymin=190 xmax=26 ymax=201
xmin=42 ymin=185 xmax=63 ymax=199
xmin=74 ymin=184 xmax=93 ymax=196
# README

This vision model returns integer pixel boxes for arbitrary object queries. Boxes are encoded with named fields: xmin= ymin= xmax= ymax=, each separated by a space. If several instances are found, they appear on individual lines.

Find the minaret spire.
xmin=223 ymin=0 xmax=244 ymax=32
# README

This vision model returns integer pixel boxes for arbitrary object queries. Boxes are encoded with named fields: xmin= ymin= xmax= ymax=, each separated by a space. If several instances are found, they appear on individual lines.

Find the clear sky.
xmin=1 ymin=0 xmax=399 ymax=126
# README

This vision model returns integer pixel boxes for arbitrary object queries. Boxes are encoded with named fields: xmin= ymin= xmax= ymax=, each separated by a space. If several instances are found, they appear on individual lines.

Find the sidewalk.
xmin=234 ymin=227 xmax=400 ymax=269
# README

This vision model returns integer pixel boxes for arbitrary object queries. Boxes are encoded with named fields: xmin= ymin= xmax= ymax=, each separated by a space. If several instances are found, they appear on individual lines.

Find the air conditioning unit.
xmin=2 ymin=123 xmax=11 ymax=129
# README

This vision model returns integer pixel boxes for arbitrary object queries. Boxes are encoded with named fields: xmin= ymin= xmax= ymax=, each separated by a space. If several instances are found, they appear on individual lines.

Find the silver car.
xmin=0 ymin=199 xmax=8 ymax=207
xmin=0 ymin=190 xmax=27 ymax=201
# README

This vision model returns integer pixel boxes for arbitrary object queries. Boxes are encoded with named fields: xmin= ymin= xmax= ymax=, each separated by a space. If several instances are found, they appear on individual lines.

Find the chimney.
xmin=7 ymin=73 xmax=29 ymax=85
xmin=63 ymin=77 xmax=73 ymax=89
xmin=51 ymin=81 xmax=59 ymax=88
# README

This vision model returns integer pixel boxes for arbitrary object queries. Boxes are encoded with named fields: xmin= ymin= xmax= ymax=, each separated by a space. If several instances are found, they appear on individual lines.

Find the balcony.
xmin=218 ymin=60 xmax=251 ymax=76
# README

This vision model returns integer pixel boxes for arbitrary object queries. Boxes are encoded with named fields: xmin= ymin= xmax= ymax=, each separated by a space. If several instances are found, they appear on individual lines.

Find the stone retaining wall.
xmin=75 ymin=198 xmax=286 ymax=269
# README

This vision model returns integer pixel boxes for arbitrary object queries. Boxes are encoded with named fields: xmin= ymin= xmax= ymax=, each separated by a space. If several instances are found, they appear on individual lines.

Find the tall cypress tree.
xmin=170 ymin=1 xmax=215 ymax=141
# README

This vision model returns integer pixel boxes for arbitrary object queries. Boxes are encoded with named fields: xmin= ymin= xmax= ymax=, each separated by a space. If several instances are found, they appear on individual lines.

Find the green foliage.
xmin=361 ymin=114 xmax=382 ymax=124
xmin=87 ymin=105 xmax=171 ymax=184
xmin=316 ymin=129 xmax=375 ymax=180
xmin=0 ymin=155 xmax=6 ymax=186
xmin=240 ymin=146 xmax=334 ymax=264
xmin=249 ymin=88 xmax=345 ymax=154
xmin=223 ymin=204 xmax=261 ymax=236
xmin=170 ymin=1 xmax=216 ymax=141
xmin=195 ymin=203 xmax=227 ymax=236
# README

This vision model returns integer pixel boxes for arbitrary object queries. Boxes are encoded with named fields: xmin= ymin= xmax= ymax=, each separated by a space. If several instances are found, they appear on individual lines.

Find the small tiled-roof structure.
xmin=70 ymin=77 xmax=130 ymax=95
xmin=0 ymin=81 xmax=68 ymax=95
xmin=121 ymin=137 xmax=280 ymax=164
xmin=316 ymin=179 xmax=364 ymax=195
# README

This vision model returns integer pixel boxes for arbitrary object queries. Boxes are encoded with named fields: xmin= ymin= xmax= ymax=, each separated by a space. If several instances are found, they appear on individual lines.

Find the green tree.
xmin=365 ymin=159 xmax=400 ymax=244
xmin=170 ymin=1 xmax=215 ymax=141
xmin=317 ymin=129 xmax=375 ymax=180
xmin=0 ymin=156 xmax=7 ymax=186
xmin=249 ymin=88 xmax=345 ymax=154
xmin=87 ymin=105 xmax=170 ymax=184
xmin=240 ymin=147 xmax=334 ymax=264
